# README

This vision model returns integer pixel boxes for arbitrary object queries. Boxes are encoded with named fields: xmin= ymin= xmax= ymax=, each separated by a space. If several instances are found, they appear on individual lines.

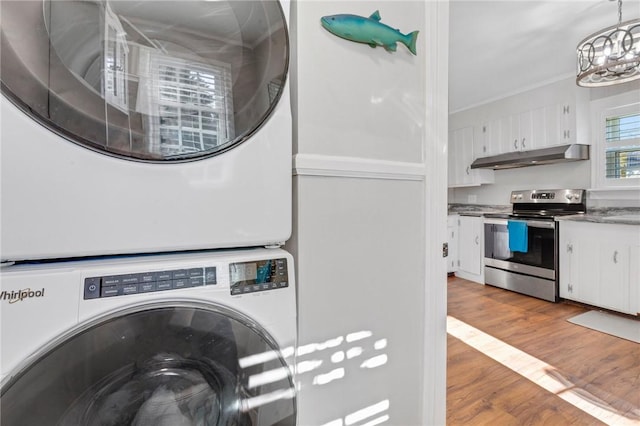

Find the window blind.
xmin=605 ymin=113 xmax=640 ymax=179
xmin=152 ymin=57 xmax=234 ymax=156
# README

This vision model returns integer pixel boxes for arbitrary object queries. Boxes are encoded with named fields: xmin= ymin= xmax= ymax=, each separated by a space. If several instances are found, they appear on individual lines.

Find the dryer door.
xmin=0 ymin=302 xmax=296 ymax=425
xmin=0 ymin=0 xmax=288 ymax=162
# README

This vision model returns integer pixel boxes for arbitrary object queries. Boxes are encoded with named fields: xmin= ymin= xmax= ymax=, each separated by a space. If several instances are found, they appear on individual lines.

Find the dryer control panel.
xmin=229 ymin=258 xmax=288 ymax=295
xmin=83 ymin=267 xmax=217 ymax=299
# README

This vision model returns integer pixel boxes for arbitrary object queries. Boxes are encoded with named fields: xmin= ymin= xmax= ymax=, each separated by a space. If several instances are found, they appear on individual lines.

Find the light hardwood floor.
xmin=447 ymin=275 xmax=640 ymax=425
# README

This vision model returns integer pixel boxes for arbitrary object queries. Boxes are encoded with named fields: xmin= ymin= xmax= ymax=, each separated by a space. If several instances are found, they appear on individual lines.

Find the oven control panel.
xmin=511 ymin=189 xmax=585 ymax=204
xmin=531 ymin=192 xmax=555 ymax=200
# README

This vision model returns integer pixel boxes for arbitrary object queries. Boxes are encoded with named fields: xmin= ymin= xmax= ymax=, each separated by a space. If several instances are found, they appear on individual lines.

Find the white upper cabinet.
xmin=530 ymin=106 xmax=547 ymax=148
xmin=449 ymin=78 xmax=583 ymax=160
xmin=497 ymin=115 xmax=512 ymax=154
xmin=448 ymin=126 xmax=494 ymax=187
xmin=501 ymin=102 xmax=569 ymax=154
xmin=473 ymin=124 xmax=489 ymax=158
xmin=514 ymin=110 xmax=531 ymax=151
xmin=546 ymin=100 xmax=576 ymax=146
xmin=473 ymin=119 xmax=504 ymax=158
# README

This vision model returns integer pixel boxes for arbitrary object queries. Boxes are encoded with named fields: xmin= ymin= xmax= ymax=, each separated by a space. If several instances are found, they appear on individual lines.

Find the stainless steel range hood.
xmin=470 ymin=144 xmax=590 ymax=170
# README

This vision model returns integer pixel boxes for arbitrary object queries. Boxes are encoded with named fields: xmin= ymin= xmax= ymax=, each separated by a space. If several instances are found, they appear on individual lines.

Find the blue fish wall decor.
xmin=320 ymin=10 xmax=419 ymax=55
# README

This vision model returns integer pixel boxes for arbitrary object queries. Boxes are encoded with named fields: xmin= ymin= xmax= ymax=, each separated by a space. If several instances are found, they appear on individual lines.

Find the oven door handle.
xmin=522 ymin=220 xmax=556 ymax=229
xmin=483 ymin=218 xmax=555 ymax=229
xmin=484 ymin=218 xmax=508 ymax=226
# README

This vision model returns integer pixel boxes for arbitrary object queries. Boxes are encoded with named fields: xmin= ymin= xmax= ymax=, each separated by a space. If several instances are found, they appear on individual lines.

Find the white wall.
xmin=288 ymin=1 xmax=448 ymax=424
xmin=449 ymin=161 xmax=591 ymax=205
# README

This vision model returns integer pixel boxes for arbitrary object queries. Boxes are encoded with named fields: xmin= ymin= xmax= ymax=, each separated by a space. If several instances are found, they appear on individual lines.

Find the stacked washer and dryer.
xmin=0 ymin=1 xmax=297 ymax=424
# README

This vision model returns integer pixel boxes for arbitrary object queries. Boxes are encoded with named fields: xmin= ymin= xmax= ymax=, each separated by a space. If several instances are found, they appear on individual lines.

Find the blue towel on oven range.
xmin=507 ymin=220 xmax=528 ymax=253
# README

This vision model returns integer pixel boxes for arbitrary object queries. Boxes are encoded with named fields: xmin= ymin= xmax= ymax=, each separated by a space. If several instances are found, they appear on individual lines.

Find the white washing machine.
xmin=0 ymin=0 xmax=292 ymax=262
xmin=0 ymin=248 xmax=297 ymax=425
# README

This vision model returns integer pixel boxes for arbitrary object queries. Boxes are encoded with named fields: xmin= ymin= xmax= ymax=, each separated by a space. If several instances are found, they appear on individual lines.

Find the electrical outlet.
xmin=468 ymin=195 xmax=477 ymax=203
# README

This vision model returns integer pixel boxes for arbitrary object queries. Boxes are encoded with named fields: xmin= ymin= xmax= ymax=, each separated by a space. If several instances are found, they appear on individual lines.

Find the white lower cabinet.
xmin=447 ymin=215 xmax=459 ymax=273
xmin=455 ymin=215 xmax=483 ymax=283
xmin=559 ymin=221 xmax=640 ymax=315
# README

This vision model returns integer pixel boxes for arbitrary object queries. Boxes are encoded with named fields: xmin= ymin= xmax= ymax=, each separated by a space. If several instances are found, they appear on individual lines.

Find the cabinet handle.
xmin=568 ymin=284 xmax=573 ymax=293
xmin=567 ymin=244 xmax=573 ymax=253
xmin=521 ymin=138 xmax=526 ymax=149
xmin=466 ymin=166 xmax=470 ymax=175
xmin=514 ymin=139 xmax=518 ymax=150
xmin=475 ymin=236 xmax=479 ymax=245
xmin=613 ymin=251 xmax=618 ymax=264
xmin=483 ymin=145 xmax=487 ymax=153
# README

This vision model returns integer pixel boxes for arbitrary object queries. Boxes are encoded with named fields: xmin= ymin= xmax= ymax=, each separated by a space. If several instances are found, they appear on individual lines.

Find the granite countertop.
xmin=555 ymin=207 xmax=640 ymax=226
xmin=448 ymin=204 xmax=511 ymax=217
xmin=449 ymin=204 xmax=640 ymax=225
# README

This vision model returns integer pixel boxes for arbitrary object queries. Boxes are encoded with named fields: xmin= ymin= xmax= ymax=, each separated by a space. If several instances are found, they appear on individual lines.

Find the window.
xmin=605 ymin=113 xmax=640 ymax=179
xmin=150 ymin=57 xmax=234 ymax=156
xmin=591 ymin=92 xmax=640 ymax=189
xmin=102 ymin=4 xmax=129 ymax=112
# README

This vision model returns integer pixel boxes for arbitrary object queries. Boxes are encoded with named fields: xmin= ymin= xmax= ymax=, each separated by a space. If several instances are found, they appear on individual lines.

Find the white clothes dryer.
xmin=0 ymin=248 xmax=297 ymax=425
xmin=0 ymin=0 xmax=292 ymax=262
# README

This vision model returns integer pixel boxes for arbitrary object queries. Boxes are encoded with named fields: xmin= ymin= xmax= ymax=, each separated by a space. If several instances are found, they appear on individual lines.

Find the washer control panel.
xmin=84 ymin=267 xmax=217 ymax=299
xmin=83 ymin=257 xmax=289 ymax=300
xmin=229 ymin=258 xmax=288 ymax=295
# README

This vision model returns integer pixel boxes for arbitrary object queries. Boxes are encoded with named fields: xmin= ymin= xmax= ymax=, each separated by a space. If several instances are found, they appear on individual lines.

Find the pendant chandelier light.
xmin=576 ymin=0 xmax=640 ymax=87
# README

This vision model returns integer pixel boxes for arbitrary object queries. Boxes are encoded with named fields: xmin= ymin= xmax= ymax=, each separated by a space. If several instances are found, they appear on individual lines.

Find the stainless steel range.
xmin=483 ymin=189 xmax=586 ymax=302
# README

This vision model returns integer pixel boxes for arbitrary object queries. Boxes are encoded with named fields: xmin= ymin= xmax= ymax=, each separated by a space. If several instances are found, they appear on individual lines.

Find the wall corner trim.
xmin=292 ymin=153 xmax=425 ymax=181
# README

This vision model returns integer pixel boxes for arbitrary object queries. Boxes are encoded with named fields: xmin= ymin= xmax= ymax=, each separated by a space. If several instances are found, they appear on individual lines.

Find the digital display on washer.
xmin=229 ymin=258 xmax=288 ymax=295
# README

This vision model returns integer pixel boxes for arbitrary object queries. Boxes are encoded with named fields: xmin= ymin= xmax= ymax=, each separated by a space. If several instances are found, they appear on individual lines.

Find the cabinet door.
xmin=517 ymin=111 xmax=532 ymax=151
xmin=498 ymin=116 xmax=512 ymax=154
xmin=473 ymin=124 xmax=489 ymax=159
xmin=448 ymin=127 xmax=471 ymax=186
xmin=448 ymin=130 xmax=458 ymax=185
xmin=559 ymin=222 xmax=599 ymax=304
xmin=559 ymin=102 xmax=575 ymax=143
xmin=572 ymin=236 xmax=600 ymax=304
xmin=447 ymin=215 xmax=459 ymax=273
xmin=458 ymin=216 xmax=482 ymax=276
xmin=449 ymin=126 xmax=493 ymax=187
xmin=598 ymin=243 xmax=630 ymax=313
xmin=529 ymin=107 xmax=546 ymax=149
xmin=459 ymin=126 xmax=474 ymax=185
xmin=545 ymin=102 xmax=575 ymax=146
xmin=559 ymin=226 xmax=575 ymax=299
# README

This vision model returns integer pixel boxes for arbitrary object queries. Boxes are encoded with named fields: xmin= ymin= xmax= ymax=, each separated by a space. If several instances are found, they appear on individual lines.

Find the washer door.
xmin=0 ymin=302 xmax=296 ymax=425
xmin=0 ymin=0 xmax=288 ymax=162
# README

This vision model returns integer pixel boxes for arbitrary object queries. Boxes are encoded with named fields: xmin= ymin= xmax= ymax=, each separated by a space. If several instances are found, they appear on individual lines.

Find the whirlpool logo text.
xmin=1 ymin=288 xmax=45 ymax=304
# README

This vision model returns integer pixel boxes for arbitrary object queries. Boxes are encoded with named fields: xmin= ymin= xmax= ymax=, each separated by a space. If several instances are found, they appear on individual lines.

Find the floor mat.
xmin=568 ymin=311 xmax=640 ymax=343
